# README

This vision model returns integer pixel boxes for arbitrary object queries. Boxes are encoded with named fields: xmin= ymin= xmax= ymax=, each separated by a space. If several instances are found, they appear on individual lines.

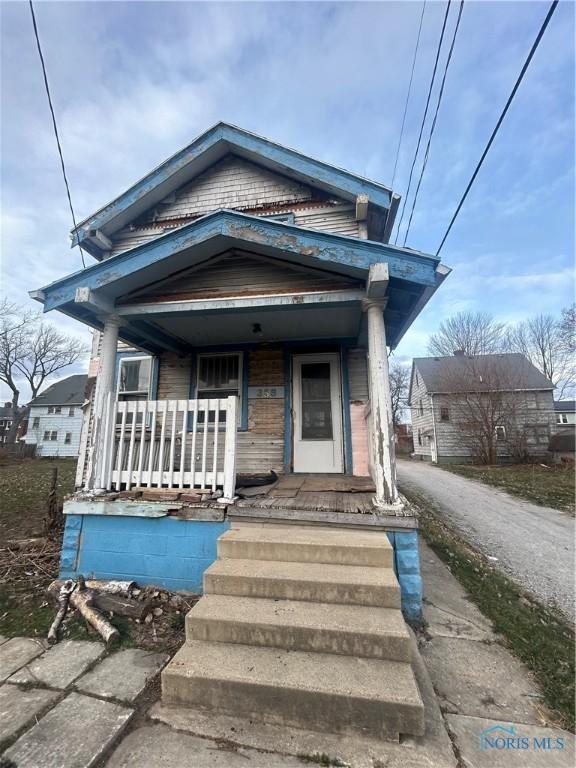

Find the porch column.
xmin=364 ymin=299 xmax=399 ymax=507
xmin=86 ymin=316 xmax=120 ymax=490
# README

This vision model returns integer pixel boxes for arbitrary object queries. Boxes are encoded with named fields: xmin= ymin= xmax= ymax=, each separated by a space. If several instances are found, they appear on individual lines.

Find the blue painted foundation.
xmin=60 ymin=514 xmax=230 ymax=593
xmin=61 ymin=514 xmax=423 ymax=622
xmin=386 ymin=530 xmax=423 ymax=626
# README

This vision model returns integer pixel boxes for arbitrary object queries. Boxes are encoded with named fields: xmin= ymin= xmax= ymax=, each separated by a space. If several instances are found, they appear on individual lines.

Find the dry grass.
xmin=439 ymin=462 xmax=574 ymax=513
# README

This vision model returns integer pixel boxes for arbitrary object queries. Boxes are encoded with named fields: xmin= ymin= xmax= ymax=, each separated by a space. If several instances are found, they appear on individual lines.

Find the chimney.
xmin=4 ymin=401 xmax=11 ymax=409
xmin=453 ymin=350 xmax=465 ymax=357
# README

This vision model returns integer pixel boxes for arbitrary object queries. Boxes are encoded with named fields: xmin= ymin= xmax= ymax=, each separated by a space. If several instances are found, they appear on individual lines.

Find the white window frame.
xmin=68 ymin=407 xmax=75 ymax=417
xmin=117 ymin=355 xmax=153 ymax=400
xmin=32 ymin=417 xmax=40 ymax=428
xmin=557 ymin=413 xmax=568 ymax=424
xmin=64 ymin=432 xmax=72 ymax=444
xmin=495 ymin=425 xmax=506 ymax=441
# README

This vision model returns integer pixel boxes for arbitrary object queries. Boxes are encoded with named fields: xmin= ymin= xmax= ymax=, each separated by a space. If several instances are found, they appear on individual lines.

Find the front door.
xmin=292 ymin=353 xmax=344 ymax=473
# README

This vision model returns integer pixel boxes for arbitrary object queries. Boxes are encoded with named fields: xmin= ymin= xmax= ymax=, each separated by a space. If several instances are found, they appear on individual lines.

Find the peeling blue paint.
xmin=40 ymin=210 xmax=439 ymax=314
xmin=386 ymin=530 xmax=423 ymax=625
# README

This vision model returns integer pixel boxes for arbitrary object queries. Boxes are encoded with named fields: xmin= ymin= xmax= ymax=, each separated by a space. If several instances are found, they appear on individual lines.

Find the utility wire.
xmin=390 ymin=0 xmax=427 ymax=193
xmin=394 ymin=0 xmax=452 ymax=244
xmin=403 ymin=0 xmax=465 ymax=245
xmin=435 ymin=0 xmax=559 ymax=257
xmin=28 ymin=0 xmax=86 ymax=269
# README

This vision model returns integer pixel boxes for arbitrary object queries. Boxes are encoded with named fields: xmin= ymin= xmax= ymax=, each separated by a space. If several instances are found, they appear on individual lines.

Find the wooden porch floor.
xmin=236 ymin=474 xmax=377 ymax=515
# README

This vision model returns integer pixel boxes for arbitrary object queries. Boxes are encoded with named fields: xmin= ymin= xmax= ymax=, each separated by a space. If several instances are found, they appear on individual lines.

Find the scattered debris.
xmin=46 ymin=576 xmax=198 ymax=652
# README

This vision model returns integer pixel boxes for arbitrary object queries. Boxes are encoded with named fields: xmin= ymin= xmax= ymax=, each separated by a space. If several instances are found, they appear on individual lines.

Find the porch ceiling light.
xmin=252 ymin=323 xmax=263 ymax=337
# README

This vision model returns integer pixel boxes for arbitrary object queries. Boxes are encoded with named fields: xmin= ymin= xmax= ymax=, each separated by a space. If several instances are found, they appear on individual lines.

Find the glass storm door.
xmin=292 ymin=354 xmax=343 ymax=473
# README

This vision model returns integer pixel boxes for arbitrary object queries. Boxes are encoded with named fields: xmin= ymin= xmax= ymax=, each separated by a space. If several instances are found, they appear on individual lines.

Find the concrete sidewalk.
xmin=1 ymin=542 xmax=573 ymax=767
xmin=418 ymin=540 xmax=574 ymax=767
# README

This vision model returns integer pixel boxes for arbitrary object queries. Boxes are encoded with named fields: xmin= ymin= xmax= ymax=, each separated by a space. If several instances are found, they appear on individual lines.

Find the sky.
xmin=1 ymin=0 xmax=574 ymax=400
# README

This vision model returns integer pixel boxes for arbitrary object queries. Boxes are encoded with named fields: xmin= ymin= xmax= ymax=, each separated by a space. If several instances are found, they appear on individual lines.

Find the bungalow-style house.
xmin=31 ymin=123 xmax=449 ymax=739
xmin=409 ymin=352 xmax=555 ymax=464
xmin=25 ymin=375 xmax=87 ymax=457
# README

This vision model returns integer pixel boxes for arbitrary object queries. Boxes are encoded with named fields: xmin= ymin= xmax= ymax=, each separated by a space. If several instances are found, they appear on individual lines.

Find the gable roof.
xmin=410 ymin=353 xmax=553 ymax=398
xmin=73 ymin=122 xmax=399 ymax=259
xmin=30 ymin=375 xmax=87 ymax=407
xmin=554 ymin=400 xmax=575 ymax=412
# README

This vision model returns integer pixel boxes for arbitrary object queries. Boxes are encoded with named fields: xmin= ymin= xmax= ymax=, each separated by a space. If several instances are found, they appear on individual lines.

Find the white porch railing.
xmin=99 ymin=394 xmax=238 ymax=499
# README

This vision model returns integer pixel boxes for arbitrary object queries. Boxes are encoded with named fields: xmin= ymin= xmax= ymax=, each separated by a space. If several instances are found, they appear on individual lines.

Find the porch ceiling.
xmin=144 ymin=304 xmax=363 ymax=347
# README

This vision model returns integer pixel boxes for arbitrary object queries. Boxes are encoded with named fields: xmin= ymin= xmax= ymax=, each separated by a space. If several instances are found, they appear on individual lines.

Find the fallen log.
xmin=47 ymin=576 xmax=120 ymax=646
xmin=85 ymin=579 xmax=136 ymax=596
xmin=47 ymin=579 xmax=75 ymax=645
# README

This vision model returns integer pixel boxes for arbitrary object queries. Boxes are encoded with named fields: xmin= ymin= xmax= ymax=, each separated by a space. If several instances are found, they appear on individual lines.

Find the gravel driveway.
xmin=397 ymin=460 xmax=575 ymax=622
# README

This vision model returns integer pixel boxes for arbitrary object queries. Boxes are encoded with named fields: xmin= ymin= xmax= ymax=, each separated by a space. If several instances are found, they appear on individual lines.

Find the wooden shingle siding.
xmin=157 ymin=353 xmax=192 ymax=400
xmin=109 ymin=156 xmax=362 ymax=257
xmin=140 ymin=155 xmax=313 ymax=221
xmin=120 ymin=253 xmax=361 ymax=305
xmin=294 ymin=206 xmax=359 ymax=238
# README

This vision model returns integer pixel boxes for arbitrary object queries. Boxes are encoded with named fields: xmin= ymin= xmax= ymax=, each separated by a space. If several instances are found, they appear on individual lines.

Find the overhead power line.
xmin=28 ymin=0 xmax=86 ymax=269
xmin=435 ymin=0 xmax=559 ymax=257
xmin=394 ymin=0 xmax=452 ymax=244
xmin=390 ymin=0 xmax=427 ymax=193
xmin=403 ymin=0 xmax=465 ymax=245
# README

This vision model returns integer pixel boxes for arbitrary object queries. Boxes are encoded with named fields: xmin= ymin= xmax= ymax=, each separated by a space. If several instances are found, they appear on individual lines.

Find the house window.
xmin=64 ymin=432 xmax=72 ymax=444
xmin=557 ymin=413 xmax=568 ymax=424
xmin=417 ymin=428 xmax=422 ymax=446
xmin=440 ymin=407 xmax=450 ymax=422
xmin=196 ymin=352 xmax=243 ymax=423
xmin=526 ymin=392 xmax=537 ymax=409
xmin=69 ymin=407 xmax=75 ymax=417
xmin=495 ymin=425 xmax=506 ymax=441
xmin=118 ymin=356 xmax=152 ymax=401
xmin=33 ymin=417 xmax=40 ymax=428
xmin=416 ymin=371 xmax=419 ymax=386
xmin=419 ymin=399 xmax=423 ymax=417
xmin=48 ymin=407 xmax=53 ymax=414
xmin=43 ymin=430 xmax=58 ymax=441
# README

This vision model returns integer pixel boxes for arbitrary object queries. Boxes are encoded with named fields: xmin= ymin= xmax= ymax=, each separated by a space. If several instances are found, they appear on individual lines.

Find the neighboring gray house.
xmin=25 ymin=375 xmax=87 ymax=458
xmin=554 ymin=400 xmax=576 ymax=426
xmin=408 ymin=353 xmax=555 ymax=464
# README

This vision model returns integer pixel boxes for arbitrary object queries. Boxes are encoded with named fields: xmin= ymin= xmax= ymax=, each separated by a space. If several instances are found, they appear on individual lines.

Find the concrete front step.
xmin=162 ymin=640 xmax=424 ymax=740
xmin=204 ymin=557 xmax=401 ymax=608
xmin=186 ymin=594 xmax=411 ymax=662
xmin=218 ymin=525 xmax=394 ymax=567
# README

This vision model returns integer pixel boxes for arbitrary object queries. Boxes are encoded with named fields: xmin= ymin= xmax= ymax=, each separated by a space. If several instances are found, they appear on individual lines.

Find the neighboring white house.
xmin=554 ymin=400 xmax=576 ymax=426
xmin=25 ymin=375 xmax=87 ymax=457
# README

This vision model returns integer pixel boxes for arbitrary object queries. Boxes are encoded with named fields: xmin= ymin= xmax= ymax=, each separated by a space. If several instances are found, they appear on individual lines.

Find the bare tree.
xmin=505 ymin=312 xmax=575 ymax=399
xmin=435 ymin=357 xmax=541 ymax=464
xmin=389 ymin=361 xmax=411 ymax=429
xmin=0 ymin=303 xmax=88 ymax=442
xmin=558 ymin=303 xmax=576 ymax=357
xmin=428 ymin=311 xmax=506 ymax=357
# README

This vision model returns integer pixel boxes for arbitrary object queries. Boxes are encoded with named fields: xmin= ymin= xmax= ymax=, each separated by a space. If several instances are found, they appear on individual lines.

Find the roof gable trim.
xmin=72 ymin=123 xmax=394 ymax=253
